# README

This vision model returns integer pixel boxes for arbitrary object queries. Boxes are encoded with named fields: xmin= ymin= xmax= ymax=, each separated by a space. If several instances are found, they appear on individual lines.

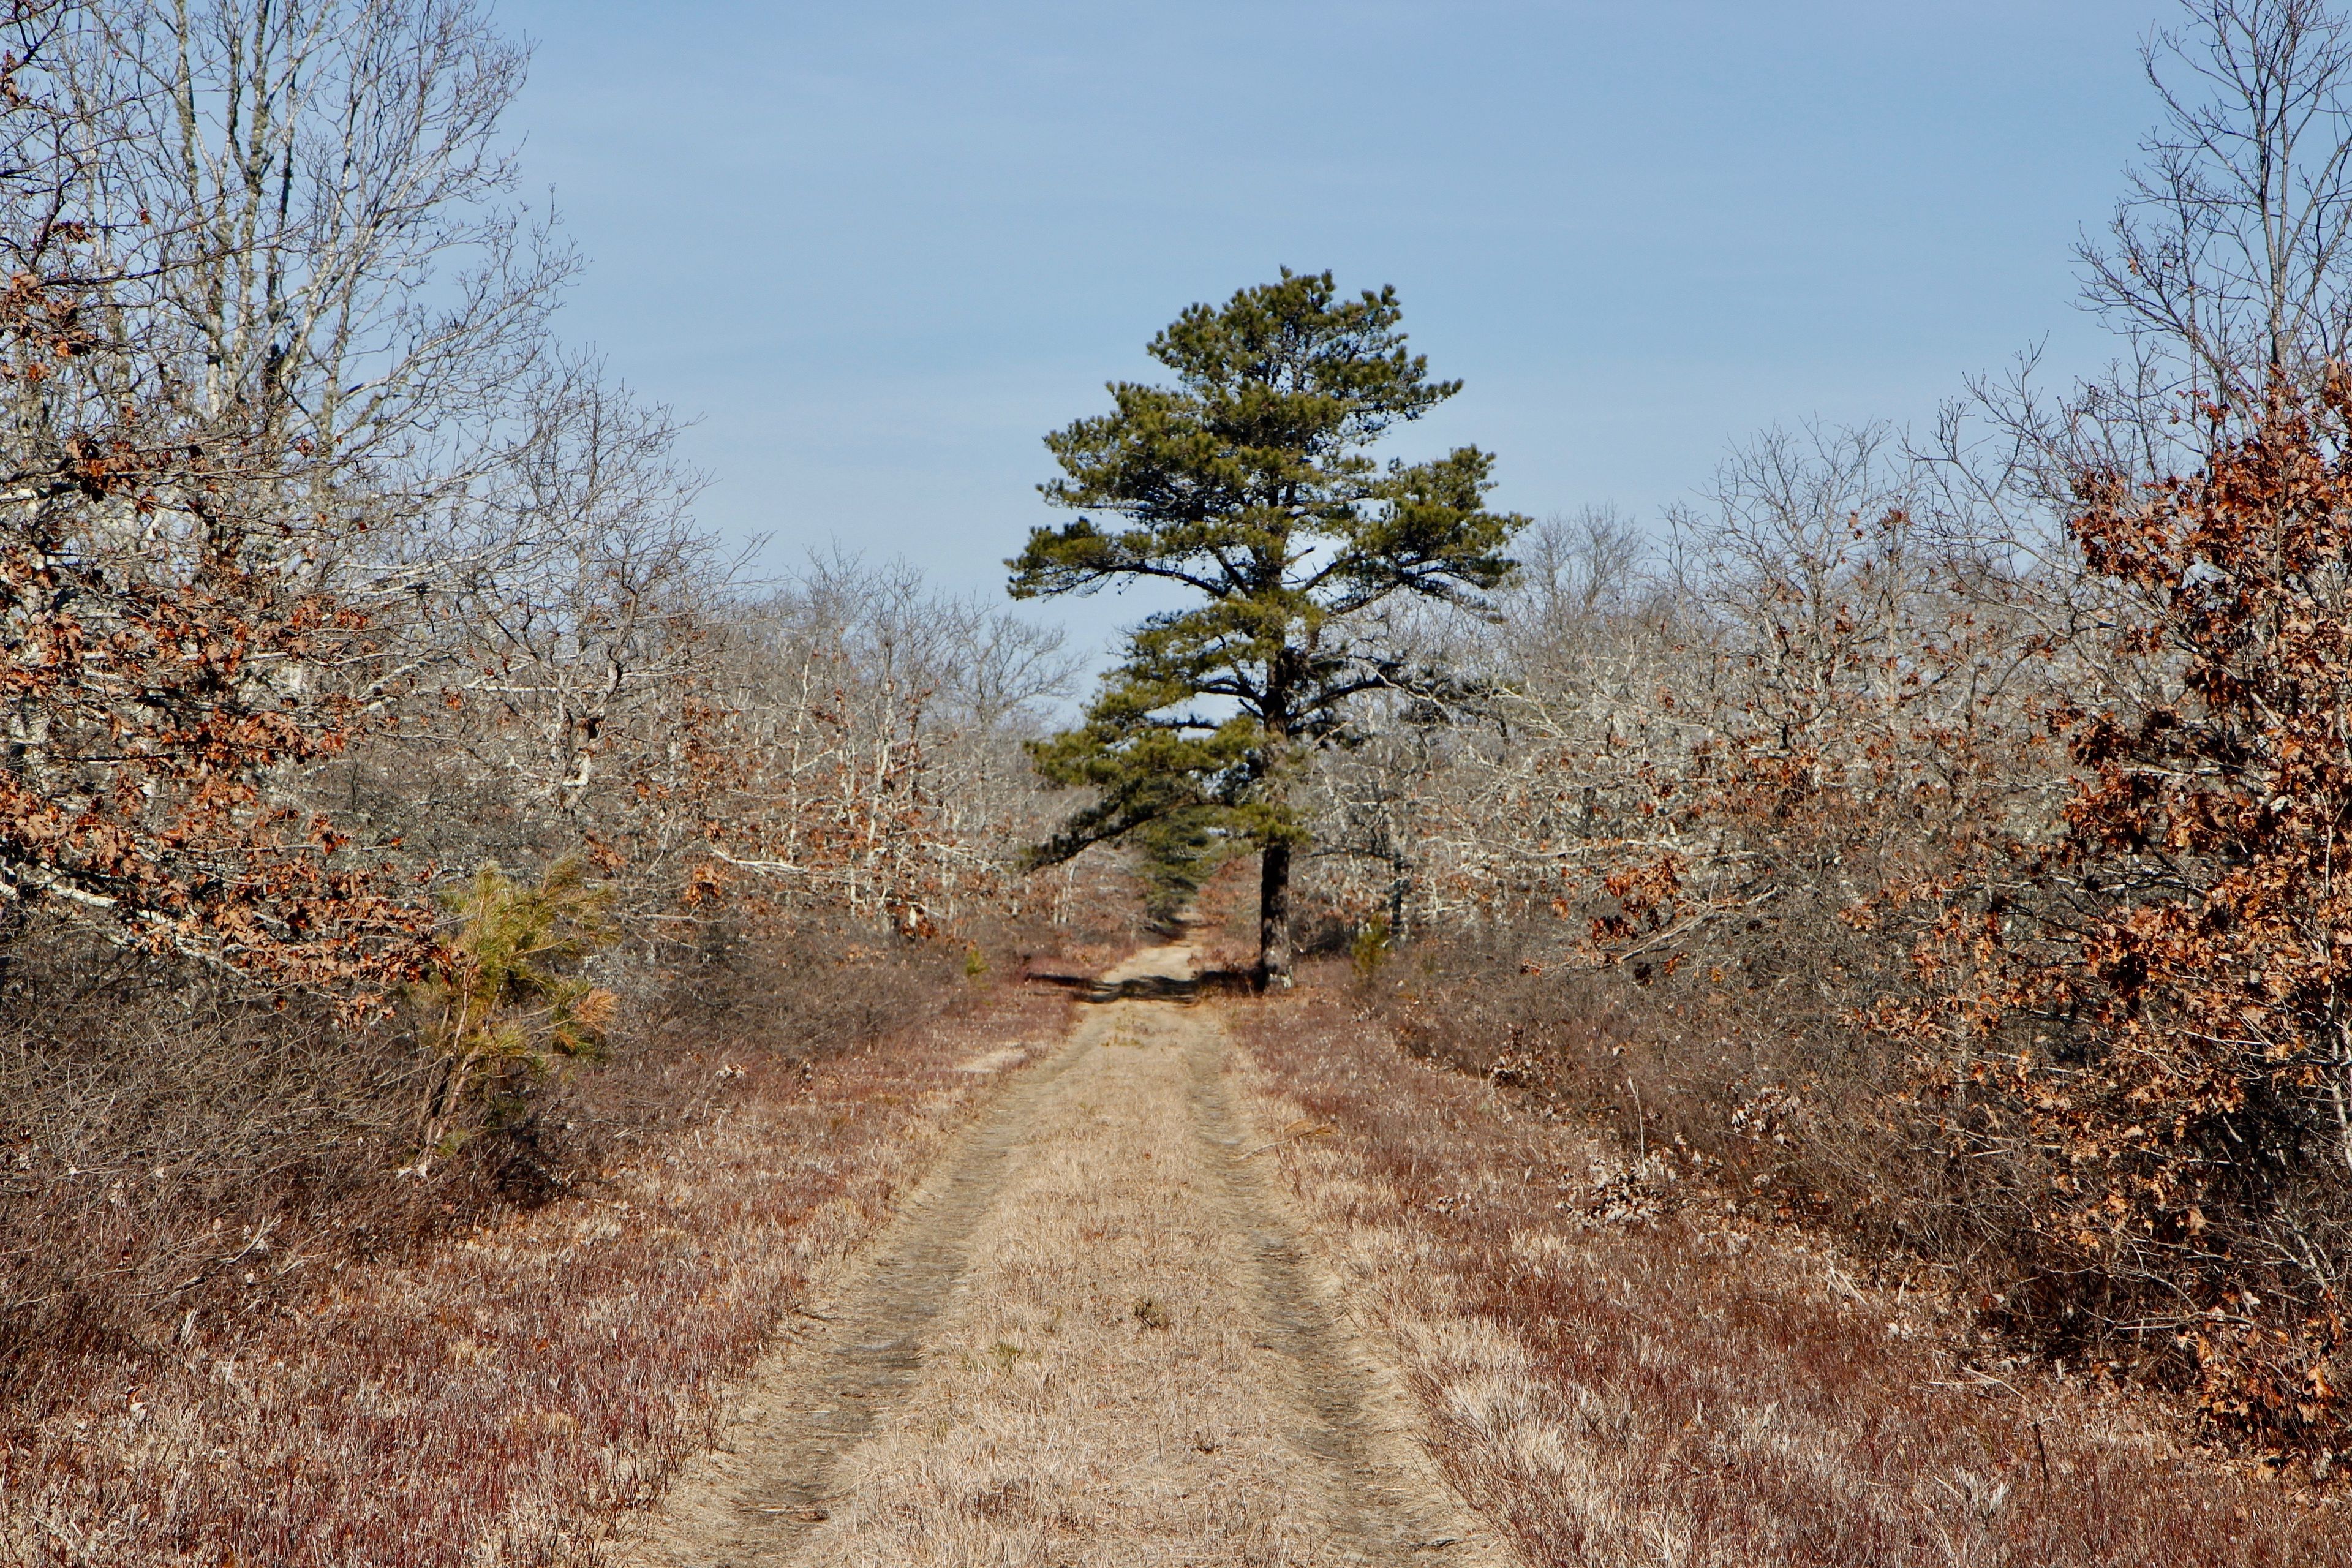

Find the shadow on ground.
xmin=1022 ymin=970 xmax=1258 ymax=1004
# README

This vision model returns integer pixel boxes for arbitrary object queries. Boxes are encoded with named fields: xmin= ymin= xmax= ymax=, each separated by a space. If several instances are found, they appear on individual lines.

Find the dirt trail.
xmin=609 ymin=941 xmax=1504 ymax=1567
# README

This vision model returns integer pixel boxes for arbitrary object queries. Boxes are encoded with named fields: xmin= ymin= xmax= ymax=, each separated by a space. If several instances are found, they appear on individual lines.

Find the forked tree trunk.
xmin=1257 ymin=840 xmax=1293 ymax=989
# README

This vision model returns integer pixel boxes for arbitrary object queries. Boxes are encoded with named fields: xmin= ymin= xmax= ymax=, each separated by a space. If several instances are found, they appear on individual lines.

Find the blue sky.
xmin=496 ymin=0 xmax=2173 ymax=658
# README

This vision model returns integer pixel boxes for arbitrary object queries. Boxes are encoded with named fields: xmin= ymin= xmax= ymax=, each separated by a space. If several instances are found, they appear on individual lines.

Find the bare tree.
xmin=433 ymin=356 xmax=723 ymax=829
xmin=2086 ymin=0 xmax=2352 ymax=412
xmin=1936 ymin=0 xmax=2352 ymax=532
xmin=29 ymin=0 xmax=567 ymax=550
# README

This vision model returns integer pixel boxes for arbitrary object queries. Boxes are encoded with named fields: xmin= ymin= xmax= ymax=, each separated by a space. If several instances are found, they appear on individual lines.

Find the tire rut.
xmin=1182 ymin=1020 xmax=1471 ymax=1561
xmin=696 ymin=1030 xmax=1088 ymax=1560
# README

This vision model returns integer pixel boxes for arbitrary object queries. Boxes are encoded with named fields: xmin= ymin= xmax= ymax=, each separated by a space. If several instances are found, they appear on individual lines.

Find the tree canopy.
xmin=1009 ymin=268 xmax=1526 ymax=981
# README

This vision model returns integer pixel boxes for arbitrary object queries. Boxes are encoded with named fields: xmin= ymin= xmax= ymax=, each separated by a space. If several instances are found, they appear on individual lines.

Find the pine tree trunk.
xmin=1257 ymin=840 xmax=1293 ymax=989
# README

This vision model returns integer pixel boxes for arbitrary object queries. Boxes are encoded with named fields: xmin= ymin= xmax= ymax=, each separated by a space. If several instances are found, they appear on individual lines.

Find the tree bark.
xmin=1257 ymin=840 xmax=1293 ymax=989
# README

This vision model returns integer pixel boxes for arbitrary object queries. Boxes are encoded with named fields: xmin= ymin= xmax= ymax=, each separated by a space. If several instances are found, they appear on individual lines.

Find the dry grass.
xmin=0 ymin=971 xmax=1068 ymax=1568
xmin=1230 ymin=973 xmax=2352 ymax=1567
xmin=792 ymin=999 xmax=1341 ymax=1564
xmin=622 ymin=942 xmax=1493 ymax=1568
xmin=0 ymin=918 xmax=970 ymax=1396
xmin=0 ymin=929 xmax=503 ymax=1389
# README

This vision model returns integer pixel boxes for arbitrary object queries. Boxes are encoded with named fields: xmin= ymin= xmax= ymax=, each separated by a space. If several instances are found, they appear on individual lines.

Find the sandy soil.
xmin=607 ymin=941 xmax=1506 ymax=1567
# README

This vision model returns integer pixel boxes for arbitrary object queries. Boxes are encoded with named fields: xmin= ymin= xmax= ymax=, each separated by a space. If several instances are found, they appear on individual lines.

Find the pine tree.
xmin=1010 ymin=269 xmax=1526 ymax=984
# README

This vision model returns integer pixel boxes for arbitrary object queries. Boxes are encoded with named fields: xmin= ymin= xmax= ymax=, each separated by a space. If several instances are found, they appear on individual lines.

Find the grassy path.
xmin=614 ymin=941 xmax=1499 ymax=1567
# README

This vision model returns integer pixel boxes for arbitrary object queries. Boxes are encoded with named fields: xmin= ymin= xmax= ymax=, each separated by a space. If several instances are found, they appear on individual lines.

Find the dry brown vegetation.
xmin=1 ymin=961 xmax=1069 ymax=1567
xmin=1280 ymin=383 xmax=2352 ymax=1450
xmin=1234 ymin=974 xmax=2349 ymax=1565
